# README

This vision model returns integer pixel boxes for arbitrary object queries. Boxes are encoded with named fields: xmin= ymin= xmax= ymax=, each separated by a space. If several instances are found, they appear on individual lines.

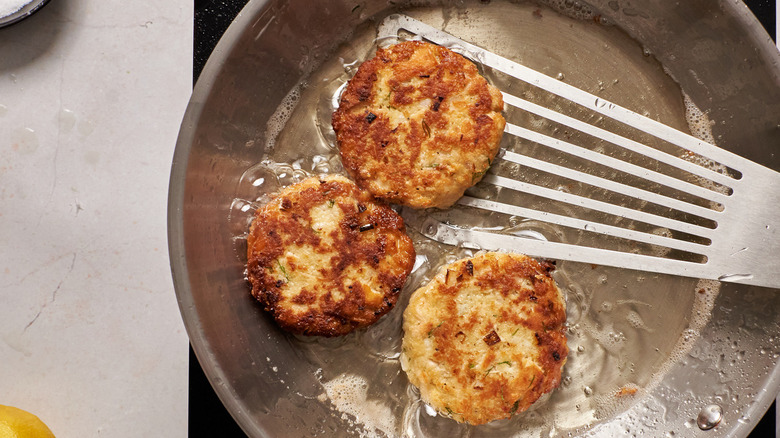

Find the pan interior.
xmin=176 ymin=0 xmax=780 ymax=437
xmin=227 ymin=2 xmax=720 ymax=436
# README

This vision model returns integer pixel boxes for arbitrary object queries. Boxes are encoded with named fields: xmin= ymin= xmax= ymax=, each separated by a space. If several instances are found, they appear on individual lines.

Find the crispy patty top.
xmin=332 ymin=41 xmax=505 ymax=209
xmin=401 ymin=251 xmax=567 ymax=425
xmin=246 ymin=175 xmax=416 ymax=337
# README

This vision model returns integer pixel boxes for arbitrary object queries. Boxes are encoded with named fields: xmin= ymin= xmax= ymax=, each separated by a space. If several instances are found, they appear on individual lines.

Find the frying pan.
xmin=169 ymin=0 xmax=780 ymax=436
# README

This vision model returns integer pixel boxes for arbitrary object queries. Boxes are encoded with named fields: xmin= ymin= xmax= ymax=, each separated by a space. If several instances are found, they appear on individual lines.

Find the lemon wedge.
xmin=0 ymin=405 xmax=54 ymax=438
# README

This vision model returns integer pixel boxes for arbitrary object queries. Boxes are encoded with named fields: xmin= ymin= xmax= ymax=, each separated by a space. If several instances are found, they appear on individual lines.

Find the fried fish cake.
xmin=246 ymin=175 xmax=416 ymax=337
xmin=401 ymin=252 xmax=567 ymax=425
xmin=332 ymin=41 xmax=505 ymax=209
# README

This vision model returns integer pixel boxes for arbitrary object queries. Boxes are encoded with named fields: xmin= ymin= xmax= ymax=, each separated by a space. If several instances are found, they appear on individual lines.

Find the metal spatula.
xmin=377 ymin=14 xmax=780 ymax=288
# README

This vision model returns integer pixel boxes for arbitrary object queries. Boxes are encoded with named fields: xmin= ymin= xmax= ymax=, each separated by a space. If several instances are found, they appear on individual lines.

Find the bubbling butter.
xmin=322 ymin=374 xmax=397 ymax=438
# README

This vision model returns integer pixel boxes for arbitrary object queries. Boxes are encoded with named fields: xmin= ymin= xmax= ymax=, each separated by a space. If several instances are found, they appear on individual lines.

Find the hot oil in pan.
xmin=229 ymin=1 xmax=723 ymax=436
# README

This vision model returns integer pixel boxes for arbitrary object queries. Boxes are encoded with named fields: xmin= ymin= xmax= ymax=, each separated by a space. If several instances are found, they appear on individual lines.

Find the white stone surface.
xmin=0 ymin=1 xmax=192 ymax=436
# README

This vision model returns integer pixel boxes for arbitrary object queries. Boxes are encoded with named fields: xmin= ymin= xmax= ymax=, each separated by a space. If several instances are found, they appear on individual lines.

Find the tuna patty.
xmin=246 ymin=175 xmax=416 ymax=337
xmin=401 ymin=251 xmax=567 ymax=424
xmin=333 ymin=41 xmax=505 ymax=209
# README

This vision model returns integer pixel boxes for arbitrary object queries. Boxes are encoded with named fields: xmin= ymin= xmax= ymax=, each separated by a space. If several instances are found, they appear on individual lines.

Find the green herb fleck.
xmin=276 ymin=259 xmax=290 ymax=282
xmin=497 ymin=360 xmax=511 ymax=367
xmin=472 ymin=168 xmax=488 ymax=183
xmin=511 ymin=399 xmax=520 ymax=413
xmin=511 ymin=327 xmax=520 ymax=336
xmin=327 ymin=199 xmax=335 ymax=208
xmin=472 ymin=157 xmax=493 ymax=182
xmin=444 ymin=406 xmax=459 ymax=417
xmin=422 ymin=120 xmax=431 ymax=137
xmin=468 ymin=362 xmax=476 ymax=369
xmin=427 ymin=321 xmax=444 ymax=337
xmin=484 ymin=365 xmax=496 ymax=377
xmin=528 ymin=375 xmax=536 ymax=387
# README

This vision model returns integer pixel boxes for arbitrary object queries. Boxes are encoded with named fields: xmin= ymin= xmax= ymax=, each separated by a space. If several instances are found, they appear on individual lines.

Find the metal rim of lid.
xmin=0 ymin=0 xmax=52 ymax=29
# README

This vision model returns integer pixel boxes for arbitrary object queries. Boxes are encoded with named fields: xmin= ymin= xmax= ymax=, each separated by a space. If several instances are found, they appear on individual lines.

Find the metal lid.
xmin=0 ymin=0 xmax=51 ymax=29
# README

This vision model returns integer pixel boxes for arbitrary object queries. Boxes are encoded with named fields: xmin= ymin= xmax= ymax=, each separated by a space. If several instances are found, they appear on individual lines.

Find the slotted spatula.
xmin=377 ymin=14 xmax=780 ymax=288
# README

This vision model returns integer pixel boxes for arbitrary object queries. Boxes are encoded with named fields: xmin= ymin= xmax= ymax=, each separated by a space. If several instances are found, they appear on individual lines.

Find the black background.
xmin=189 ymin=1 xmax=778 ymax=436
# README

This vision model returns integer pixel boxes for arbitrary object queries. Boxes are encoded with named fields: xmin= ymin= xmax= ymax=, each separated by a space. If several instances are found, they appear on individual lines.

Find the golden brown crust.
xmin=332 ymin=41 xmax=505 ymax=209
xmin=246 ymin=175 xmax=416 ymax=336
xmin=401 ymin=252 xmax=567 ymax=425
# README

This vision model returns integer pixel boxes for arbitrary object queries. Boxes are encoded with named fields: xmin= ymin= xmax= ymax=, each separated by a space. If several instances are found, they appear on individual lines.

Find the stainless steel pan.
xmin=169 ymin=1 xmax=780 ymax=436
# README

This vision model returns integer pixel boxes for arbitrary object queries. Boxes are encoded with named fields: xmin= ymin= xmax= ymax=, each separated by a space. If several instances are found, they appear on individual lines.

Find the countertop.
xmin=0 ymin=1 xmax=192 ymax=436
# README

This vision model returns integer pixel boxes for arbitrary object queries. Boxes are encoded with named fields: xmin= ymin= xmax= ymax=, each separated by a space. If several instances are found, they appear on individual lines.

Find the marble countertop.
xmin=1 ymin=1 xmax=192 ymax=436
